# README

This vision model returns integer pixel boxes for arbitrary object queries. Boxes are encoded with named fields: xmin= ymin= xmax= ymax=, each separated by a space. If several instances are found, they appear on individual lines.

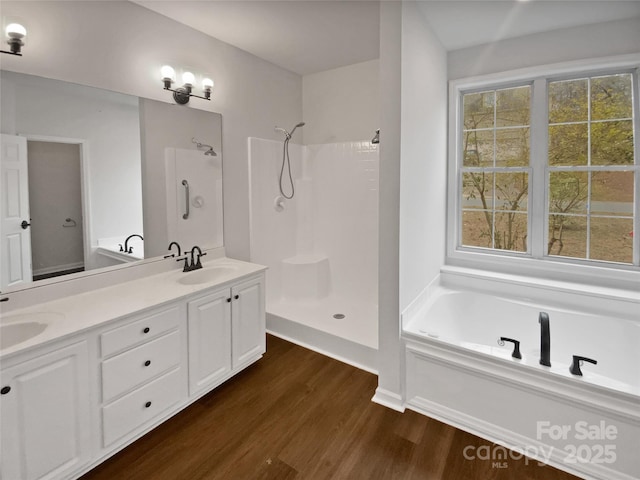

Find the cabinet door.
xmin=187 ymin=288 xmax=232 ymax=396
xmin=0 ymin=341 xmax=91 ymax=480
xmin=231 ymin=275 xmax=265 ymax=368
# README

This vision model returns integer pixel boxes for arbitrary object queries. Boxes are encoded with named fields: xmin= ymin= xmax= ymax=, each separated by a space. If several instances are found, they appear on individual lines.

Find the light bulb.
xmin=5 ymin=23 xmax=26 ymax=40
xmin=160 ymin=65 xmax=175 ymax=82
xmin=182 ymin=71 xmax=195 ymax=86
xmin=202 ymin=78 xmax=214 ymax=91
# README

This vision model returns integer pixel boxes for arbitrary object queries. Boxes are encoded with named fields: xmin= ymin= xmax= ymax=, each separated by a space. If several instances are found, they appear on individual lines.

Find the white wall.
xmin=399 ymin=3 xmax=447 ymax=311
xmin=302 ymin=60 xmax=380 ymax=145
xmin=1 ymin=0 xmax=302 ymax=261
xmin=375 ymin=0 xmax=403 ymax=409
xmin=448 ymin=16 xmax=640 ymax=79
xmin=374 ymin=1 xmax=448 ymax=410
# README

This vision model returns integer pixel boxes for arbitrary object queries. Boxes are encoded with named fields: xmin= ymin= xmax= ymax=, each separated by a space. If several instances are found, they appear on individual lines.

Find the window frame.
xmin=447 ymin=54 xmax=640 ymax=288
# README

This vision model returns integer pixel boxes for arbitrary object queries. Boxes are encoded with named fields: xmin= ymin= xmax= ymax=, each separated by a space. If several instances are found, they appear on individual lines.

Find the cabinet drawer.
xmin=101 ymin=306 xmax=180 ymax=357
xmin=102 ymin=367 xmax=182 ymax=447
xmin=102 ymin=332 xmax=181 ymax=402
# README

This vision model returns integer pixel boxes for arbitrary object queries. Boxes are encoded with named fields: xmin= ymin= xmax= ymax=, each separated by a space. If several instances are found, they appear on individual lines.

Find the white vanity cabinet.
xmin=187 ymin=288 xmax=232 ymax=396
xmin=231 ymin=276 xmax=265 ymax=369
xmin=187 ymin=273 xmax=265 ymax=396
xmin=0 ymin=258 xmax=266 ymax=480
xmin=98 ymin=303 xmax=188 ymax=448
xmin=0 ymin=340 xmax=92 ymax=480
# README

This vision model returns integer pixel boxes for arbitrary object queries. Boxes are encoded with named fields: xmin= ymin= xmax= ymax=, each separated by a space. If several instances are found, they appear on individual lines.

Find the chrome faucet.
xmin=539 ymin=312 xmax=551 ymax=367
xmin=123 ymin=234 xmax=144 ymax=254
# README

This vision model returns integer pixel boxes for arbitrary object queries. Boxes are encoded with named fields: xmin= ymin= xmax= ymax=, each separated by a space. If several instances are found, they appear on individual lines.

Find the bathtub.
xmin=402 ymin=268 xmax=640 ymax=480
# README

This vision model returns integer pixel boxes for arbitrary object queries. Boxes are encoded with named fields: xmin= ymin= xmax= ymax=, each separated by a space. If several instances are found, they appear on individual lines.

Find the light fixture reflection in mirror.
xmin=0 ymin=70 xmax=224 ymax=293
xmin=2 ymin=22 xmax=26 ymax=56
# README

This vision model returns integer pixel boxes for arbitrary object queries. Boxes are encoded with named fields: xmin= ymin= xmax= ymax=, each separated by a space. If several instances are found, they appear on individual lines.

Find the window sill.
xmin=445 ymin=250 xmax=640 ymax=303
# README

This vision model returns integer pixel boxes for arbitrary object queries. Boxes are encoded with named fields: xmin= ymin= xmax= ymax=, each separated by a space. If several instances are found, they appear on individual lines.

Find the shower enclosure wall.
xmin=248 ymin=138 xmax=379 ymax=371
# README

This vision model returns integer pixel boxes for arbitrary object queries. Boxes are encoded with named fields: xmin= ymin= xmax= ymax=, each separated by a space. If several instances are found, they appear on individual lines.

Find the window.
xmin=461 ymin=85 xmax=531 ymax=252
xmin=451 ymin=64 xmax=639 ymax=272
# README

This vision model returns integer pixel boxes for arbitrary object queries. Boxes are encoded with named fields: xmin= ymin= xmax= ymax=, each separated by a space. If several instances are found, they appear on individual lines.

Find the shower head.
xmin=290 ymin=122 xmax=305 ymax=136
xmin=192 ymin=137 xmax=217 ymax=156
xmin=275 ymin=122 xmax=305 ymax=140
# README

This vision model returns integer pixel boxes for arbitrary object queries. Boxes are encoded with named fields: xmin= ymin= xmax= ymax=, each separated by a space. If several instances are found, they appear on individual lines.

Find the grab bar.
xmin=182 ymin=180 xmax=190 ymax=219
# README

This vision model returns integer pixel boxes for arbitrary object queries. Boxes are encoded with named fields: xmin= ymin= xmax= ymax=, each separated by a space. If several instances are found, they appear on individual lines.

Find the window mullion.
xmin=633 ymin=69 xmax=640 ymax=266
xmin=530 ymin=78 xmax=547 ymax=259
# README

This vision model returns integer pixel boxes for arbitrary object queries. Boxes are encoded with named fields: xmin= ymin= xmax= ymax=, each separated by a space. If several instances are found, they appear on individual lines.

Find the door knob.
xmin=21 ymin=220 xmax=31 ymax=229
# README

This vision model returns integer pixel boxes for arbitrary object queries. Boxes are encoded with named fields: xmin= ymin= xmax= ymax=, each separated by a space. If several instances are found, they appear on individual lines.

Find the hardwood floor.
xmin=81 ymin=335 xmax=580 ymax=480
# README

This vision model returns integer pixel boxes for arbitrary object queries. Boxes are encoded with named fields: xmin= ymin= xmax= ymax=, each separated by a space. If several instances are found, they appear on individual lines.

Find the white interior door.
xmin=0 ymin=134 xmax=32 ymax=289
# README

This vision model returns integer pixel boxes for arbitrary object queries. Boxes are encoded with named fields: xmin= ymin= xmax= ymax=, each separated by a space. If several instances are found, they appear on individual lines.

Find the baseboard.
xmin=371 ymin=387 xmax=405 ymax=412
xmin=33 ymin=262 xmax=84 ymax=277
xmin=266 ymin=312 xmax=378 ymax=374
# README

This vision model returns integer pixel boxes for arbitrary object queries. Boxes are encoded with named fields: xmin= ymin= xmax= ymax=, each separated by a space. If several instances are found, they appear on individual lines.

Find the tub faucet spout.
xmin=123 ymin=234 xmax=144 ymax=254
xmin=539 ymin=312 xmax=551 ymax=367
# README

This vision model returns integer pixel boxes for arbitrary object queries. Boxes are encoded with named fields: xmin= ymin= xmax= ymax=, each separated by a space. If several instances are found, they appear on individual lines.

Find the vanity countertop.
xmin=0 ymin=257 xmax=266 ymax=360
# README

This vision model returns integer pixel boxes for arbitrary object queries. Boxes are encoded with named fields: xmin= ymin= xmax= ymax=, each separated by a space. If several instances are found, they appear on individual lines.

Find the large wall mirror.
xmin=0 ymin=70 xmax=223 ymax=293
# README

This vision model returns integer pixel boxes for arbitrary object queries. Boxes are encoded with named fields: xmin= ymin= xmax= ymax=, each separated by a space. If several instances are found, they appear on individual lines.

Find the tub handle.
xmin=569 ymin=355 xmax=597 ymax=376
xmin=498 ymin=337 xmax=522 ymax=359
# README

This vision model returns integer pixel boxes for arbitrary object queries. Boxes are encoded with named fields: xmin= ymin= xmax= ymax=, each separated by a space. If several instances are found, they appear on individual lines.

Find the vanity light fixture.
xmin=161 ymin=65 xmax=213 ymax=104
xmin=1 ymin=23 xmax=26 ymax=56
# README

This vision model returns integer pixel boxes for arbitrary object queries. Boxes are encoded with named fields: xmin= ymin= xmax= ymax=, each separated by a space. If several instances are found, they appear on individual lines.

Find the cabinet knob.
xmin=144 ymin=360 xmax=151 ymax=367
xmin=145 ymin=401 xmax=152 ymax=408
xmin=143 ymin=327 xmax=150 ymax=334
xmin=234 ymin=294 xmax=239 ymax=300
xmin=226 ymin=298 xmax=231 ymax=303
xmin=1 ymin=386 xmax=10 ymax=395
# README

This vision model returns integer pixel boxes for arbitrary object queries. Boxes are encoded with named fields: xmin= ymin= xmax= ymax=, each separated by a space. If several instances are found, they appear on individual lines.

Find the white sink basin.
xmin=177 ymin=265 xmax=239 ymax=285
xmin=1 ymin=322 xmax=48 ymax=350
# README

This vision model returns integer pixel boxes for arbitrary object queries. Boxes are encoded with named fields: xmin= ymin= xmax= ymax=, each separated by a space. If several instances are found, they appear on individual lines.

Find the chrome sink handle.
xmin=182 ymin=179 xmax=190 ymax=219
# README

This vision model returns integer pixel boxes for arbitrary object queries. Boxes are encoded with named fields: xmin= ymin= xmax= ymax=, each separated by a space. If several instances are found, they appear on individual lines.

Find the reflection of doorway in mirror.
xmin=165 ymin=148 xmax=223 ymax=251
xmin=27 ymin=140 xmax=84 ymax=280
xmin=0 ymin=134 xmax=33 ymax=289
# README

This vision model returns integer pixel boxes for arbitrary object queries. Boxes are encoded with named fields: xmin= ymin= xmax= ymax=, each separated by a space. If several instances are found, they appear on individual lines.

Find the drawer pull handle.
xmin=143 ymin=327 xmax=150 ymax=334
xmin=1 ymin=386 xmax=10 ymax=395
xmin=145 ymin=401 xmax=152 ymax=408
xmin=234 ymin=294 xmax=239 ymax=300
xmin=144 ymin=360 xmax=151 ymax=367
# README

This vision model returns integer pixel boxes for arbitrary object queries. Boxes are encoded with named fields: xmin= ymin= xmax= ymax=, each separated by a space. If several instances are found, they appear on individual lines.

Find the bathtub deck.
xmin=80 ymin=335 xmax=579 ymax=480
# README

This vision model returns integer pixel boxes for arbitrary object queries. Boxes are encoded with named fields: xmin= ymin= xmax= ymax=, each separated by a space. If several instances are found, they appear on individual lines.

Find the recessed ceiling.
xmin=133 ymin=0 xmax=640 ymax=76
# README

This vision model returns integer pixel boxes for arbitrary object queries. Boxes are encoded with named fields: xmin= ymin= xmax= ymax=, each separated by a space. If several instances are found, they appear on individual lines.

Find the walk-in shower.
xmin=274 ymin=122 xmax=304 ymax=199
xmin=248 ymin=136 xmax=379 ymax=371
